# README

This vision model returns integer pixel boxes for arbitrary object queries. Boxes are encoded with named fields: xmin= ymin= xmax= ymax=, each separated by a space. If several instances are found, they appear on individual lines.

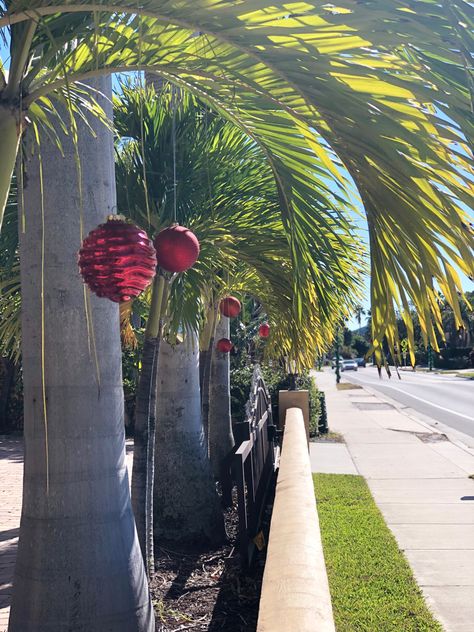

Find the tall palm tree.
xmin=1 ymin=1 xmax=473 ymax=358
xmin=8 ymin=77 xmax=154 ymax=631
xmin=354 ymin=305 xmax=366 ymax=330
xmin=114 ymin=84 xmax=361 ymax=552
xmin=0 ymin=3 xmax=472 ymax=626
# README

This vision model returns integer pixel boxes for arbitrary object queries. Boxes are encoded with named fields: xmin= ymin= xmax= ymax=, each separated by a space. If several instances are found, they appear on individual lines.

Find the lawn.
xmin=457 ymin=372 xmax=474 ymax=379
xmin=314 ymin=474 xmax=443 ymax=632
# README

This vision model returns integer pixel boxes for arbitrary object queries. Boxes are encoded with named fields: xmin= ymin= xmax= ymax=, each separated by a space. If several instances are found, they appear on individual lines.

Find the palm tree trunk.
xmin=131 ymin=335 xmax=159 ymax=571
xmin=0 ymin=357 xmax=15 ymax=432
xmin=0 ymin=104 xmax=20 ymax=229
xmin=8 ymin=78 xmax=155 ymax=632
xmin=208 ymin=316 xmax=235 ymax=479
xmin=153 ymin=333 xmax=225 ymax=544
xmin=200 ymin=302 xmax=218 ymax=445
xmin=131 ymin=273 xmax=166 ymax=575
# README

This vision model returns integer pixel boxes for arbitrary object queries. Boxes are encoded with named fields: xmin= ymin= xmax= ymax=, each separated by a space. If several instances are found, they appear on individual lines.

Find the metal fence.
xmin=231 ymin=366 xmax=279 ymax=568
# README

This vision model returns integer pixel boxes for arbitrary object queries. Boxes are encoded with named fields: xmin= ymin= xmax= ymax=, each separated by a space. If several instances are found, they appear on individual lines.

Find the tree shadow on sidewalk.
xmin=0 ymin=439 xmax=23 ymax=463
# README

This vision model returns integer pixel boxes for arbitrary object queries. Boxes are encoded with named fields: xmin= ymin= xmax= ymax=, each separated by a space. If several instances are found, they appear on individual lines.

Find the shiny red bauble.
xmin=154 ymin=224 xmax=200 ymax=273
xmin=216 ymin=338 xmax=233 ymax=353
xmin=78 ymin=217 xmax=156 ymax=303
xmin=259 ymin=323 xmax=270 ymax=338
xmin=220 ymin=296 xmax=241 ymax=318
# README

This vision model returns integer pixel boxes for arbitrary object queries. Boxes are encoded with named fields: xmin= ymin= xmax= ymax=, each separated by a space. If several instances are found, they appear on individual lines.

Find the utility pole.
xmin=427 ymin=341 xmax=434 ymax=371
xmin=335 ymin=324 xmax=341 ymax=384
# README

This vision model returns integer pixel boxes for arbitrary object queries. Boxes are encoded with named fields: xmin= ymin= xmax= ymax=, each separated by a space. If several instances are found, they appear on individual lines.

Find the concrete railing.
xmin=257 ymin=407 xmax=335 ymax=632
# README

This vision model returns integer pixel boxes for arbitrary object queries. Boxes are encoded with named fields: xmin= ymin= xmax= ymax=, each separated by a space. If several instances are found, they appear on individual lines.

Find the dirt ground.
xmin=151 ymin=492 xmax=273 ymax=632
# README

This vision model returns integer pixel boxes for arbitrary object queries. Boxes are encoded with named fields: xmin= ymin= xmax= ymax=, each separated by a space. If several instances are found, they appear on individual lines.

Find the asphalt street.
xmin=341 ymin=366 xmax=474 ymax=438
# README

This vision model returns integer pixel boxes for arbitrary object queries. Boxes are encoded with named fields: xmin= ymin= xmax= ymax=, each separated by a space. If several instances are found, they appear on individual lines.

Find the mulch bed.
xmin=151 ymin=489 xmax=274 ymax=632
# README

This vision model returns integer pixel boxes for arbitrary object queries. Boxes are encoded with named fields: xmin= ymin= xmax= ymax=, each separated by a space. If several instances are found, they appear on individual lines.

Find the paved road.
xmin=341 ymin=366 xmax=474 ymax=438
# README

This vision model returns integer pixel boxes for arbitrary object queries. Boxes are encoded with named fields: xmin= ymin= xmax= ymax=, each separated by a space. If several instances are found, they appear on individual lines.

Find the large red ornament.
xmin=216 ymin=338 xmax=233 ymax=353
xmin=259 ymin=323 xmax=270 ymax=338
xmin=220 ymin=296 xmax=241 ymax=318
xmin=154 ymin=224 xmax=200 ymax=273
xmin=78 ymin=217 xmax=157 ymax=303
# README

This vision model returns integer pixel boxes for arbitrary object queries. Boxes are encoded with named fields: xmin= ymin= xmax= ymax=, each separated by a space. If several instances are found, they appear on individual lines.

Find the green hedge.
xmin=230 ymin=359 xmax=321 ymax=436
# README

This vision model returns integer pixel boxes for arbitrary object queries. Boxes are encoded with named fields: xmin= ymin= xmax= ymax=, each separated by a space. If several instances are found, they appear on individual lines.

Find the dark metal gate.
xmin=232 ymin=366 xmax=279 ymax=567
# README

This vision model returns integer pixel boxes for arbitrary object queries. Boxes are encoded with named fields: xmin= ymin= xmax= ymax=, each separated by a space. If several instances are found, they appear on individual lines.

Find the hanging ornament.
xmin=154 ymin=224 xmax=200 ymax=273
xmin=220 ymin=296 xmax=241 ymax=318
xmin=216 ymin=338 xmax=233 ymax=353
xmin=259 ymin=323 xmax=270 ymax=338
xmin=78 ymin=217 xmax=156 ymax=303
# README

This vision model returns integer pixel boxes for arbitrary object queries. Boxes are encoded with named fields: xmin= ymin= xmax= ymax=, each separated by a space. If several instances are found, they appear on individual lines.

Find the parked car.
xmin=331 ymin=357 xmax=338 ymax=369
xmin=341 ymin=359 xmax=358 ymax=371
xmin=355 ymin=357 xmax=366 ymax=367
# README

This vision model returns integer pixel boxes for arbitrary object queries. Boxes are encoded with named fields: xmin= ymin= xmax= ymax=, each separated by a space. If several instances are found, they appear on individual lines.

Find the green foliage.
xmin=230 ymin=352 xmax=320 ymax=436
xmin=340 ymin=345 xmax=354 ymax=360
xmin=115 ymin=84 xmax=361 ymax=364
xmin=352 ymin=335 xmax=370 ymax=358
xmin=343 ymin=327 xmax=353 ymax=347
xmin=314 ymin=474 xmax=443 ymax=632
xmin=393 ymin=292 xmax=474 ymax=368
xmin=2 ymin=0 xmax=474 ymax=359
xmin=317 ymin=392 xmax=328 ymax=435
xmin=0 ymin=360 xmax=23 ymax=433
xmin=0 ymin=174 xmax=21 ymax=363
xmin=435 ymin=347 xmax=472 ymax=370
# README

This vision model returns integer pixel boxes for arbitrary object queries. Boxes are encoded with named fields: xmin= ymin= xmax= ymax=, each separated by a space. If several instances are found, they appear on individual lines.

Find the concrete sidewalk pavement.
xmin=0 ymin=438 xmax=22 ymax=632
xmin=0 ymin=438 xmax=135 ymax=630
xmin=311 ymin=369 xmax=474 ymax=632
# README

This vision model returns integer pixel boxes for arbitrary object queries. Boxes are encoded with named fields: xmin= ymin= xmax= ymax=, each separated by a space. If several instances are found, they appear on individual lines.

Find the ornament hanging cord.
xmin=171 ymin=83 xmax=177 ymax=224
xmin=138 ymin=16 xmax=152 ymax=230
xmin=205 ymin=107 xmax=215 ymax=221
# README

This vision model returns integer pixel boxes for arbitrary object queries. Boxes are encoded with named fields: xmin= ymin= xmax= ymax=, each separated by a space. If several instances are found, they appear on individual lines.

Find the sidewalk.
xmin=0 ymin=438 xmax=22 ymax=632
xmin=311 ymin=369 xmax=474 ymax=632
xmin=0 ymin=437 xmax=134 ymax=630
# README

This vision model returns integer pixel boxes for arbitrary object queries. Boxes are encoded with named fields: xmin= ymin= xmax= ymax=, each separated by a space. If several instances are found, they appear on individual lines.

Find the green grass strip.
xmin=313 ymin=474 xmax=443 ymax=632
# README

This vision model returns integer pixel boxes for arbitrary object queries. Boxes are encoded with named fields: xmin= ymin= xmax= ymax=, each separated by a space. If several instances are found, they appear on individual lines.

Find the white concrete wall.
xmin=257 ymin=407 xmax=335 ymax=632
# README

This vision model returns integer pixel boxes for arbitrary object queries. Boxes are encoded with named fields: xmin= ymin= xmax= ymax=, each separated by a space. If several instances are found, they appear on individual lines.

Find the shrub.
xmin=230 ymin=355 xmax=321 ymax=436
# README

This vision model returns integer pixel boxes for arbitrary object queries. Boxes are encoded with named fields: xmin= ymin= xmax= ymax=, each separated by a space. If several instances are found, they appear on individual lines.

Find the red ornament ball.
xmin=259 ymin=323 xmax=270 ymax=338
xmin=220 ymin=296 xmax=241 ymax=318
xmin=154 ymin=224 xmax=200 ymax=273
xmin=78 ymin=217 xmax=156 ymax=303
xmin=216 ymin=338 xmax=233 ymax=353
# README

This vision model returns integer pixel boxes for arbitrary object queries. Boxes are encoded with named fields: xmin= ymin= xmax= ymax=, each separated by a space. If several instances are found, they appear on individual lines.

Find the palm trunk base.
xmin=154 ymin=337 xmax=225 ymax=546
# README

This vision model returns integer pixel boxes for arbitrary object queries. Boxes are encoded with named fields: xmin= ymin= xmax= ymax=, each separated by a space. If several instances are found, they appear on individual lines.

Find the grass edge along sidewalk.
xmin=314 ymin=474 xmax=442 ymax=632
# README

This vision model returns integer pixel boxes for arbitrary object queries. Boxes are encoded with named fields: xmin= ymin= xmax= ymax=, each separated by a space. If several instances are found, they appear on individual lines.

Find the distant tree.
xmin=352 ymin=335 xmax=370 ymax=358
xmin=343 ymin=327 xmax=353 ymax=347
xmin=354 ymin=304 xmax=366 ymax=329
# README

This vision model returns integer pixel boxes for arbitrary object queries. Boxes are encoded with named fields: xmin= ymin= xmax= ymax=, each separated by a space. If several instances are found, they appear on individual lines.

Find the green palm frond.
xmin=115 ymin=84 xmax=363 ymax=363
xmin=0 ymin=261 xmax=21 ymax=363
xmin=0 ymin=171 xmax=21 ymax=363
xmin=1 ymin=0 xmax=473 ymax=359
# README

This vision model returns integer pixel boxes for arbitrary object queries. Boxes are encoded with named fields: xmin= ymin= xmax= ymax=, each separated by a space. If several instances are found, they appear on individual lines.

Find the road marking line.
xmin=346 ymin=376 xmax=474 ymax=422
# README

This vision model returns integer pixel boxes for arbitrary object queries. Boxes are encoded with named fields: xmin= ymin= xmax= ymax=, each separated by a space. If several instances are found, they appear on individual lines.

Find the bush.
xmin=435 ymin=346 xmax=471 ymax=370
xmin=230 ymin=355 xmax=321 ymax=436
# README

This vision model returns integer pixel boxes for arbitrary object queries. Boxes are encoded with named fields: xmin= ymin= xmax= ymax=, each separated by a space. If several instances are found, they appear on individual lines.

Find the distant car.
xmin=341 ymin=359 xmax=358 ymax=371
xmin=355 ymin=357 xmax=366 ymax=367
xmin=331 ymin=357 xmax=338 ymax=369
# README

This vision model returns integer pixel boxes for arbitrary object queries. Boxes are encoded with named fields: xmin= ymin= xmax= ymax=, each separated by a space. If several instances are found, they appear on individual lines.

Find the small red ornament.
xmin=259 ymin=323 xmax=270 ymax=338
xmin=216 ymin=338 xmax=233 ymax=353
xmin=78 ymin=217 xmax=156 ymax=303
xmin=220 ymin=296 xmax=241 ymax=318
xmin=154 ymin=224 xmax=200 ymax=273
